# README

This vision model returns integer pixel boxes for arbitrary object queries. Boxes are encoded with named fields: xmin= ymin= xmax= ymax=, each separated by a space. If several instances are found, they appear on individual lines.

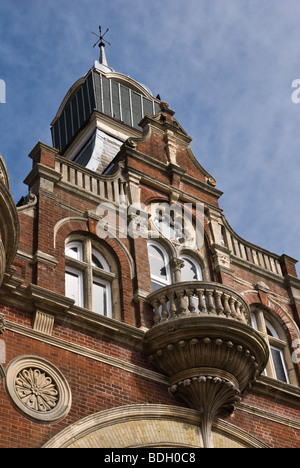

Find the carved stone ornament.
xmin=144 ymin=291 xmax=269 ymax=448
xmin=0 ymin=314 xmax=6 ymax=335
xmin=15 ymin=368 xmax=58 ymax=412
xmin=4 ymin=355 xmax=72 ymax=424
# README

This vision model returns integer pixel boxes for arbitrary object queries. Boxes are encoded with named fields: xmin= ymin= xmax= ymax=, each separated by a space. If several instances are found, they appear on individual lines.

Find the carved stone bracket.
xmin=16 ymin=192 xmax=37 ymax=212
xmin=169 ymin=371 xmax=241 ymax=448
xmin=33 ymin=310 xmax=55 ymax=335
xmin=0 ymin=314 xmax=6 ymax=335
xmin=144 ymin=312 xmax=269 ymax=448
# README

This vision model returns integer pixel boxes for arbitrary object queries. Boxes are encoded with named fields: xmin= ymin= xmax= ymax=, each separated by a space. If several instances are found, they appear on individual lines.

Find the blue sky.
xmin=0 ymin=0 xmax=299 ymax=274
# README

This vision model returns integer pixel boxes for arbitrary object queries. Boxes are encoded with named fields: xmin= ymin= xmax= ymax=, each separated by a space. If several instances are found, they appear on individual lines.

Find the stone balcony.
xmin=143 ymin=281 xmax=269 ymax=448
xmin=147 ymin=281 xmax=250 ymax=325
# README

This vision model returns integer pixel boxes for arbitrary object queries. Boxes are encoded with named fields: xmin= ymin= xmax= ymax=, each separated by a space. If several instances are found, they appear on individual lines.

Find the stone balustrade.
xmin=221 ymin=220 xmax=283 ymax=276
xmin=55 ymin=156 xmax=126 ymax=204
xmin=147 ymin=281 xmax=250 ymax=326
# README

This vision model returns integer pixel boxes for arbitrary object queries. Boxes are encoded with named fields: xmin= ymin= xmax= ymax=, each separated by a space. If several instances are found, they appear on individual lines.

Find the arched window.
xmin=179 ymin=254 xmax=203 ymax=282
xmin=250 ymin=309 xmax=293 ymax=384
xmin=147 ymin=241 xmax=171 ymax=291
xmin=65 ymin=238 xmax=114 ymax=318
xmin=65 ymin=241 xmax=84 ymax=308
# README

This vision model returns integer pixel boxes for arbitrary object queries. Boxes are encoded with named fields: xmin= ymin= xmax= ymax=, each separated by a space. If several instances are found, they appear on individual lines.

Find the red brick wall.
xmin=0 ymin=326 xmax=177 ymax=448
xmin=227 ymin=390 xmax=300 ymax=448
xmin=2 ymin=128 xmax=299 ymax=448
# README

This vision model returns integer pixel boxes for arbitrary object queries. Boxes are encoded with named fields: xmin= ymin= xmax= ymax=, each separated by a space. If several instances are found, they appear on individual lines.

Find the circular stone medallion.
xmin=4 ymin=355 xmax=72 ymax=424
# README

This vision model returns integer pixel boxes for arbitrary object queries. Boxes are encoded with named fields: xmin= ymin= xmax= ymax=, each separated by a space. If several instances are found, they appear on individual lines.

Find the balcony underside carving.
xmin=144 ymin=283 xmax=269 ymax=448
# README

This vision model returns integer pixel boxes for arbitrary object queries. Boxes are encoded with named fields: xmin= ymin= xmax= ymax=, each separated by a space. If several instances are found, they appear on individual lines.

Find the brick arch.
xmin=54 ymin=216 xmax=136 ymax=326
xmin=242 ymin=290 xmax=260 ymax=306
xmin=245 ymin=292 xmax=300 ymax=345
xmin=54 ymin=217 xmax=134 ymax=279
xmin=43 ymin=404 xmax=268 ymax=448
xmin=267 ymin=298 xmax=300 ymax=344
xmin=52 ymin=218 xmax=90 ymax=295
xmin=141 ymin=191 xmax=169 ymax=206
xmin=54 ymin=217 xmax=89 ymax=249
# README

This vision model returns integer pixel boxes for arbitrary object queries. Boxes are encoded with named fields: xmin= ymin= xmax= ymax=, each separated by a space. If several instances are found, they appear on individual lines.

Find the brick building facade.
xmin=0 ymin=44 xmax=300 ymax=448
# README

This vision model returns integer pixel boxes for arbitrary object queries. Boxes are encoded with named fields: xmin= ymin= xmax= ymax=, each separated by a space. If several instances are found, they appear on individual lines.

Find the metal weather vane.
xmin=91 ymin=26 xmax=111 ymax=65
xmin=91 ymin=26 xmax=111 ymax=49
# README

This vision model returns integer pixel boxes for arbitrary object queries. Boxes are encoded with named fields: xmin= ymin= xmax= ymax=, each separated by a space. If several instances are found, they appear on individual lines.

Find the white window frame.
xmin=147 ymin=241 xmax=171 ymax=290
xmin=92 ymin=276 xmax=112 ymax=318
xmin=179 ymin=254 xmax=203 ymax=282
xmin=65 ymin=265 xmax=84 ymax=308
xmin=92 ymin=248 xmax=110 ymax=271
xmin=270 ymin=345 xmax=290 ymax=384
xmin=65 ymin=240 xmax=83 ymax=261
xmin=65 ymin=239 xmax=114 ymax=318
xmin=250 ymin=310 xmax=290 ymax=384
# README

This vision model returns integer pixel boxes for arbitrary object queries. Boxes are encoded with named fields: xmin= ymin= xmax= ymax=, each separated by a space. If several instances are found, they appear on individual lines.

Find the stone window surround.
xmin=250 ymin=306 xmax=298 ymax=386
xmin=65 ymin=234 xmax=121 ymax=321
xmin=147 ymin=237 xmax=208 ymax=288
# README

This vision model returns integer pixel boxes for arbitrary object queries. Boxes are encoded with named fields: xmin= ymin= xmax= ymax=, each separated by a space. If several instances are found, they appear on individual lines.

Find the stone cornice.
xmin=237 ymin=401 xmax=300 ymax=431
xmin=252 ymin=375 xmax=300 ymax=408
xmin=0 ymin=282 xmax=145 ymax=352
xmin=4 ymin=319 xmax=167 ymax=386
xmin=23 ymin=163 xmax=62 ymax=188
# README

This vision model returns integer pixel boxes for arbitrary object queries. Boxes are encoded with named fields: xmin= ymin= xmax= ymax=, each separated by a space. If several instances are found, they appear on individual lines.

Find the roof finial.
xmin=91 ymin=26 xmax=111 ymax=66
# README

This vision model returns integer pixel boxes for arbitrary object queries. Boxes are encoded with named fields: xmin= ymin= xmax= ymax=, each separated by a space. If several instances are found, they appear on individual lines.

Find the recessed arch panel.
xmin=43 ymin=404 xmax=268 ymax=449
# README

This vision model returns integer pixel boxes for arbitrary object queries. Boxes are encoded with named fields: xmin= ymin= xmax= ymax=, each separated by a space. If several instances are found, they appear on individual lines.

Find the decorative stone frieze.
xmin=4 ymin=355 xmax=72 ymax=424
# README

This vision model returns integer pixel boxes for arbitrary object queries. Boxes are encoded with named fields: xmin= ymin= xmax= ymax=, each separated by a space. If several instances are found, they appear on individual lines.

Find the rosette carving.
xmin=5 ymin=356 xmax=72 ymax=424
xmin=15 ymin=368 xmax=58 ymax=412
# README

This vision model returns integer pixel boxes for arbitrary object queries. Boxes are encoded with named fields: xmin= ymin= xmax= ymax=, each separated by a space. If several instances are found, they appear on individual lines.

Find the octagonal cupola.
xmin=50 ymin=34 xmax=161 ymax=174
